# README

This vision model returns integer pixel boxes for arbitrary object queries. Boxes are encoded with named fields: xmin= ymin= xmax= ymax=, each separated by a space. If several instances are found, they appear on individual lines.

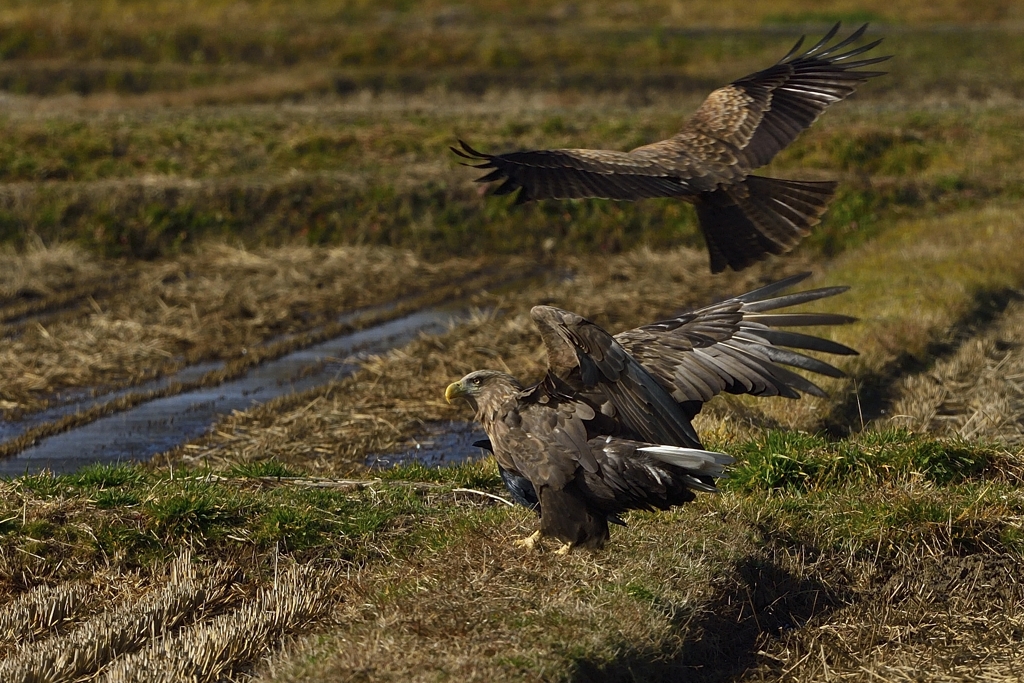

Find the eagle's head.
xmin=445 ymin=370 xmax=522 ymax=413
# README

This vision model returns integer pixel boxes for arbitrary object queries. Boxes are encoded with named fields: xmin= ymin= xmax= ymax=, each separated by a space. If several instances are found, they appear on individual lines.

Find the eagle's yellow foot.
xmin=554 ymin=542 xmax=574 ymax=556
xmin=514 ymin=530 xmax=543 ymax=550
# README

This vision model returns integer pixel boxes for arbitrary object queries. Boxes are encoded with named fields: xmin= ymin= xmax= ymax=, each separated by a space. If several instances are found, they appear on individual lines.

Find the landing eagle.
xmin=445 ymin=273 xmax=857 ymax=552
xmin=453 ymin=25 xmax=889 ymax=273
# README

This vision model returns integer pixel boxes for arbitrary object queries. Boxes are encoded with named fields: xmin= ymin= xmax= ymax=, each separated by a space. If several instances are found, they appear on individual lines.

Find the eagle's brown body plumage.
xmin=453 ymin=24 xmax=889 ymax=273
xmin=446 ymin=273 xmax=859 ymax=550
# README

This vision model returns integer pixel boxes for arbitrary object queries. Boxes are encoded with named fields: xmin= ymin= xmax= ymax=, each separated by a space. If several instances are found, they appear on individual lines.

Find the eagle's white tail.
xmin=637 ymin=445 xmax=734 ymax=478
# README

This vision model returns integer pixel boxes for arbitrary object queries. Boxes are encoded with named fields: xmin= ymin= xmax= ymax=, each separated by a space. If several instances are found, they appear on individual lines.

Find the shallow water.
xmin=0 ymin=298 xmax=405 ymax=446
xmin=0 ymin=306 xmax=465 ymax=476
xmin=0 ymin=360 xmax=225 ymax=445
xmin=365 ymin=420 xmax=488 ymax=469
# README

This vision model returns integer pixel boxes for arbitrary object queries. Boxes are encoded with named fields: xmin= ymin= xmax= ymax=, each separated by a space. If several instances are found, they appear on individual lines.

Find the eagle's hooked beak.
xmin=445 ymin=381 xmax=466 ymax=404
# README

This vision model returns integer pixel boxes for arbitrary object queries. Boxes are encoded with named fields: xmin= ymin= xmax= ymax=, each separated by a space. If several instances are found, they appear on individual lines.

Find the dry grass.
xmin=691 ymin=202 xmax=1024 ymax=436
xmin=747 ymin=554 xmax=1024 ymax=682
xmin=255 ymin=482 xmax=1024 ymax=683
xmin=0 ymin=242 xmax=502 ymax=415
xmin=888 ymin=296 xmax=1024 ymax=443
xmin=0 ymin=462 xmax=517 ymax=680
xmin=0 ymin=554 xmax=235 ymax=682
xmin=0 ymin=239 xmax=107 ymax=305
xmin=0 ymin=582 xmax=92 ymax=653
xmin=100 ymin=564 xmax=337 ymax=683
xmin=254 ymin=503 xmax=752 ymax=683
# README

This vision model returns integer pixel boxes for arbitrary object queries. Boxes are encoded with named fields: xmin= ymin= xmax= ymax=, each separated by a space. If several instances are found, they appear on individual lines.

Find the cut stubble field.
xmin=0 ymin=8 xmax=1023 ymax=682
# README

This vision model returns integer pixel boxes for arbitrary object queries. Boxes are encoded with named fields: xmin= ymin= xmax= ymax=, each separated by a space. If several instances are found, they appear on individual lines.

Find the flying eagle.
xmin=445 ymin=273 xmax=857 ymax=551
xmin=452 ymin=24 xmax=889 ymax=273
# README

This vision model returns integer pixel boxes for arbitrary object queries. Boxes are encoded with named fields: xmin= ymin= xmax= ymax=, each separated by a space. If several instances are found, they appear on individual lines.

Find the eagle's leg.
xmin=514 ymin=530 xmax=543 ymax=550
xmin=554 ymin=542 xmax=574 ymax=556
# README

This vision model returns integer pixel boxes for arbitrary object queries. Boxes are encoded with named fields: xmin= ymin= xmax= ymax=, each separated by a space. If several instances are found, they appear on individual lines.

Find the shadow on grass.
xmin=824 ymin=287 xmax=1022 ymax=436
xmin=569 ymin=552 xmax=850 ymax=683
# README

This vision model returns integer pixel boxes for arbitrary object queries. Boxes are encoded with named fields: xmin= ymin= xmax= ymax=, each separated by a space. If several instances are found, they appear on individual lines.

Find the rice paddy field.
xmin=0 ymin=1 xmax=1023 ymax=681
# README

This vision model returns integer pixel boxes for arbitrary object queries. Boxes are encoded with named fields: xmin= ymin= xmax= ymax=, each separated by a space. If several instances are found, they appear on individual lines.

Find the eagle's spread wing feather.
xmin=576 ymin=438 xmax=733 ymax=516
xmin=615 ymin=272 xmax=857 ymax=407
xmin=452 ymin=141 xmax=705 ymax=202
xmin=530 ymin=305 xmax=703 ymax=448
xmin=670 ymin=23 xmax=889 ymax=170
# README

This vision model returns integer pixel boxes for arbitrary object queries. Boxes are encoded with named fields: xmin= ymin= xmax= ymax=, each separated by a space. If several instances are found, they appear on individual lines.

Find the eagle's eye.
xmin=470 ymin=377 xmax=482 ymax=387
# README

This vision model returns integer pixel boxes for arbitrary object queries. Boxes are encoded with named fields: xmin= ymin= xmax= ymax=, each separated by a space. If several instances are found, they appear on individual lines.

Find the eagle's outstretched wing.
xmin=452 ymin=24 xmax=889 ymax=203
xmin=527 ymin=273 xmax=856 ymax=446
xmin=615 ymin=272 xmax=857 ymax=413
xmin=452 ymin=140 xmax=704 ymax=204
xmin=665 ymin=23 xmax=889 ymax=171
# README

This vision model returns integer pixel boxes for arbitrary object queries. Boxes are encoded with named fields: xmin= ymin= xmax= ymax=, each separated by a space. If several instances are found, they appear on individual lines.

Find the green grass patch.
xmin=722 ymin=429 xmax=1023 ymax=558
xmin=375 ymin=458 xmax=504 ymax=489
xmin=66 ymin=462 xmax=148 ymax=490
xmin=0 ymin=462 xmax=512 ymax=582
xmin=227 ymin=459 xmax=302 ymax=479
xmin=743 ymin=481 xmax=1024 ymax=557
xmin=144 ymin=482 xmax=249 ymax=542
xmin=10 ymin=429 xmax=999 ymax=577
xmin=728 ymin=429 xmax=997 ymax=493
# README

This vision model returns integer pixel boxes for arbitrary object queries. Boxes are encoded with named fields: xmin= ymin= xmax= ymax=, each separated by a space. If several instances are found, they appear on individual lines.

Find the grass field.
xmin=0 ymin=3 xmax=1022 ymax=681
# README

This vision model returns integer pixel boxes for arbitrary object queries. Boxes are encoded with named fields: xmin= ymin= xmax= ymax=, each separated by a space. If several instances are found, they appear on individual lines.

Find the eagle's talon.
xmin=514 ymin=530 xmax=543 ymax=550
xmin=555 ymin=543 xmax=573 ymax=556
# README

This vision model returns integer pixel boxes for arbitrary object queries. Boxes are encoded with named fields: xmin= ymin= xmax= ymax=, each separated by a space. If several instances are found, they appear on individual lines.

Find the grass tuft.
xmin=67 ymin=463 xmax=148 ymax=490
xmin=377 ymin=458 xmax=503 ymax=489
xmin=145 ymin=484 xmax=247 ymax=542
xmin=228 ymin=459 xmax=302 ymax=479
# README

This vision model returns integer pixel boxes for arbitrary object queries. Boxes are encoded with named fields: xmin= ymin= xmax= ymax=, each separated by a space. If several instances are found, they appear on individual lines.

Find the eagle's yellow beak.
xmin=445 ymin=381 xmax=465 ymax=404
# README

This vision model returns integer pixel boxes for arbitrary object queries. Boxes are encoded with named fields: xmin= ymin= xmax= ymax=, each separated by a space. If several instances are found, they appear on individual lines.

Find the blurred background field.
xmin=0 ymin=2 xmax=1022 ymax=682
xmin=0 ymin=2 xmax=1020 ymax=258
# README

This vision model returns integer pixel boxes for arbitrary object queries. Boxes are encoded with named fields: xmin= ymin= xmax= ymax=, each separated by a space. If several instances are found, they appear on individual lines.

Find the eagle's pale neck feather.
xmin=474 ymin=374 xmax=523 ymax=427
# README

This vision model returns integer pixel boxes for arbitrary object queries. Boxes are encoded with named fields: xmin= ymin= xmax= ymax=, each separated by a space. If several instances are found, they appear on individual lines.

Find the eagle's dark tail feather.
xmin=695 ymin=176 xmax=836 ymax=274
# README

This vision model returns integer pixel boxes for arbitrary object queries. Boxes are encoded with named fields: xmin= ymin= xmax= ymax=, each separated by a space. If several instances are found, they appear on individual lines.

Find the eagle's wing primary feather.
xmin=451 ymin=140 xmax=701 ymax=203
xmin=649 ymin=23 xmax=890 ymax=172
xmin=575 ymin=438 xmax=733 ymax=517
xmin=615 ymin=272 xmax=858 ymax=410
